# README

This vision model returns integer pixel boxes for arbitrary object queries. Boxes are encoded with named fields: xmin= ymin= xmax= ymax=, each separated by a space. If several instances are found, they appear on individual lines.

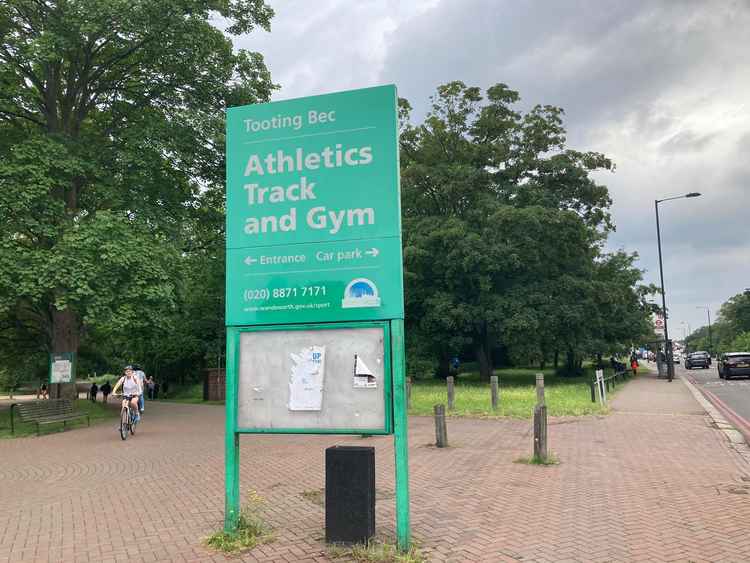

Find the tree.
xmin=0 ymin=1 xmax=275 ymax=393
xmin=719 ymin=292 xmax=750 ymax=335
xmin=0 ymin=366 xmax=23 ymax=399
xmin=686 ymin=290 xmax=750 ymax=354
xmin=728 ymin=332 xmax=750 ymax=353
xmin=399 ymin=81 xmax=624 ymax=379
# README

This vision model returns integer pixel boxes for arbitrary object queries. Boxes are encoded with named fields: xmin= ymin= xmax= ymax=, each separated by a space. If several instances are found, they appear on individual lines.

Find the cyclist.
xmin=112 ymin=365 xmax=142 ymax=423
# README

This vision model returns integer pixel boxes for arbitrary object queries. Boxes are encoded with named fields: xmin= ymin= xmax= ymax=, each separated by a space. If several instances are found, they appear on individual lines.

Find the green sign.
xmin=224 ymin=86 xmax=410 ymax=550
xmin=225 ymin=85 xmax=403 ymax=325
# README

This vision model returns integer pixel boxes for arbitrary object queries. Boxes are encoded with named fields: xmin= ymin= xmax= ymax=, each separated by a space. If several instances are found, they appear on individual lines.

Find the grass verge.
xmin=515 ymin=453 xmax=560 ymax=466
xmin=0 ymin=398 xmax=116 ymax=439
xmin=328 ymin=538 xmax=425 ymax=563
xmin=204 ymin=490 xmax=273 ymax=554
xmin=409 ymin=367 xmax=618 ymax=418
xmin=150 ymin=383 xmax=224 ymax=405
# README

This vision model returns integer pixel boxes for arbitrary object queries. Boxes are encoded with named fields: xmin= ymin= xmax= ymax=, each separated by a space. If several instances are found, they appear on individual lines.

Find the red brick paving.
xmin=2 ymin=372 xmax=750 ymax=562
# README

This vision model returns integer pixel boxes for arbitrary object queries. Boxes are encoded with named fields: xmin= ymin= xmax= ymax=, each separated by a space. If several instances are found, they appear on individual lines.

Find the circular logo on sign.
xmin=342 ymin=278 xmax=381 ymax=308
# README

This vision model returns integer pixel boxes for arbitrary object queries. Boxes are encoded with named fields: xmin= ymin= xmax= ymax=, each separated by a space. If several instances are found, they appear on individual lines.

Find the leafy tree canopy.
xmin=399 ymin=82 xmax=652 ymax=378
xmin=0 ymin=0 xmax=275 ymax=382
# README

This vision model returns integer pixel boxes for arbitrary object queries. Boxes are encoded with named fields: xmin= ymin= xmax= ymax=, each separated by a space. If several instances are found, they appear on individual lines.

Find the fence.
xmin=407 ymin=368 xmax=632 ymax=411
xmin=589 ymin=368 xmax=632 ymax=403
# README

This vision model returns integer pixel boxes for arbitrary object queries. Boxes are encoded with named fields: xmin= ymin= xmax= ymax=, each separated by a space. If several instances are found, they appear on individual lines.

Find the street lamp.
xmin=655 ymin=192 xmax=702 ymax=381
xmin=696 ymin=306 xmax=712 ymax=355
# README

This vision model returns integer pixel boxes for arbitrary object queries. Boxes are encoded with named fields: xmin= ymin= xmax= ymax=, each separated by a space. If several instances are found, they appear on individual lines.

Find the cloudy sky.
xmin=234 ymin=0 xmax=750 ymax=337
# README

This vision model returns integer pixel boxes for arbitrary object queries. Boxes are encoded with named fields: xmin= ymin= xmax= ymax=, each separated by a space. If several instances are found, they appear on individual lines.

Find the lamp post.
xmin=655 ymin=192 xmax=701 ymax=381
xmin=696 ymin=306 xmax=712 ymax=355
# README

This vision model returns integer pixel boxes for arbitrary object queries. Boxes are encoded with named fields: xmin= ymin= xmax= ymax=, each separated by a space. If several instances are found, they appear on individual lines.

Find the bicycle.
xmin=115 ymin=394 xmax=139 ymax=440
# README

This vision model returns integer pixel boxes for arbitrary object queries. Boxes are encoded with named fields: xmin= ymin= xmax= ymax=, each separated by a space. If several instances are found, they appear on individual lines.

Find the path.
xmin=2 ymin=374 xmax=750 ymax=562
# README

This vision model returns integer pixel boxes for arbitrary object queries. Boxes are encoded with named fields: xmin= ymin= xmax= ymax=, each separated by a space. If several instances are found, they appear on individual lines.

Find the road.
xmin=680 ymin=361 xmax=750 ymax=430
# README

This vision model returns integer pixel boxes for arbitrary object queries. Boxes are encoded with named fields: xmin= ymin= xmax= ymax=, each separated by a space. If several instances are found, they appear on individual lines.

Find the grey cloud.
xmin=659 ymin=130 xmax=718 ymax=154
xmin=382 ymin=1 xmax=728 ymax=117
xmin=232 ymin=0 xmax=750 ymax=337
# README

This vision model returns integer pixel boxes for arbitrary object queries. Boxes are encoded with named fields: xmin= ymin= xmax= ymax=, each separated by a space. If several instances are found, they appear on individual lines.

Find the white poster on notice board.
xmin=288 ymin=346 xmax=326 ymax=411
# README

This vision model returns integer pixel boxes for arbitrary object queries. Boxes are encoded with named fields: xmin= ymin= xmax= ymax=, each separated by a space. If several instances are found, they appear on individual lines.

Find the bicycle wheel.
xmin=130 ymin=411 xmax=137 ymax=435
xmin=120 ymin=407 xmax=129 ymax=441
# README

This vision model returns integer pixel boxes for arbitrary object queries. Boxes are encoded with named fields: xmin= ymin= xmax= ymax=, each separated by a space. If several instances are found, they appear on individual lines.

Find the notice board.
xmin=235 ymin=323 xmax=390 ymax=433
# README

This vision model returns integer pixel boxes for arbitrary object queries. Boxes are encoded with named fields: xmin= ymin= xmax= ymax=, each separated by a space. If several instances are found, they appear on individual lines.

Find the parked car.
xmin=673 ymin=352 xmax=683 ymax=364
xmin=718 ymin=352 xmax=750 ymax=379
xmin=685 ymin=351 xmax=711 ymax=370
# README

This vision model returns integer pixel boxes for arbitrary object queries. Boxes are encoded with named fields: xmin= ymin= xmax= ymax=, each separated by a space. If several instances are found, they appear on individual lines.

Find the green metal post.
xmin=391 ymin=319 xmax=411 ymax=551
xmin=224 ymin=327 xmax=240 ymax=531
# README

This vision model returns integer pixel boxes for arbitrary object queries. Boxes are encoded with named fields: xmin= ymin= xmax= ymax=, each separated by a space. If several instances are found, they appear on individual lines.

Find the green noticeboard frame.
xmin=224 ymin=319 xmax=410 ymax=549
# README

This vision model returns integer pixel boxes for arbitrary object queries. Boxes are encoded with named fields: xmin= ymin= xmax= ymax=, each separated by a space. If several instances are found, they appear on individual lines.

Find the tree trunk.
xmin=476 ymin=342 xmax=491 ymax=380
xmin=435 ymin=354 xmax=451 ymax=379
xmin=50 ymin=308 xmax=79 ymax=400
xmin=554 ymin=350 xmax=559 ymax=369
xmin=474 ymin=323 xmax=494 ymax=381
xmin=564 ymin=350 xmax=581 ymax=377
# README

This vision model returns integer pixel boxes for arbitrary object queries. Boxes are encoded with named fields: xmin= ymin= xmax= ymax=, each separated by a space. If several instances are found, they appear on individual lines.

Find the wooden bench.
xmin=11 ymin=399 xmax=90 ymax=435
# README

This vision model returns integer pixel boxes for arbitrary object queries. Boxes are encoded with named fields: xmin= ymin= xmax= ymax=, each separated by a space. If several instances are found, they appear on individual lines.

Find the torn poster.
xmin=353 ymin=354 xmax=377 ymax=388
xmin=288 ymin=346 xmax=326 ymax=411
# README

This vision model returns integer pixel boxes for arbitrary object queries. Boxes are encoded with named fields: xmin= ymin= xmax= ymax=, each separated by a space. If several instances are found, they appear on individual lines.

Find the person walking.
xmin=146 ymin=376 xmax=156 ymax=400
xmin=89 ymin=382 xmax=99 ymax=402
xmin=100 ymin=380 xmax=112 ymax=403
xmin=133 ymin=364 xmax=147 ymax=414
xmin=631 ymin=357 xmax=639 ymax=376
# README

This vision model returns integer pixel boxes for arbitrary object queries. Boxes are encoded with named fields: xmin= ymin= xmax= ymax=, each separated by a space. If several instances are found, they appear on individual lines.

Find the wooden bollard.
xmin=490 ymin=375 xmax=499 ymax=410
xmin=590 ymin=381 xmax=596 ymax=403
xmin=406 ymin=377 xmax=412 ymax=409
xmin=533 ymin=404 xmax=548 ymax=461
xmin=534 ymin=373 xmax=548 ymax=461
xmin=434 ymin=404 xmax=448 ymax=448
xmin=447 ymin=376 xmax=455 ymax=411
xmin=536 ymin=373 xmax=545 ymax=405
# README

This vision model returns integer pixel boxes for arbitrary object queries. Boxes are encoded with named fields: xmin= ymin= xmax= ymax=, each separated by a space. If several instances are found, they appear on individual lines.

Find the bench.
xmin=10 ymin=399 xmax=90 ymax=435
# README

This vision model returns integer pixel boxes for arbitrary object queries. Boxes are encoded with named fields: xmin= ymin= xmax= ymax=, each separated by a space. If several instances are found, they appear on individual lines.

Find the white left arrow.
xmin=244 ymin=256 xmax=257 ymax=266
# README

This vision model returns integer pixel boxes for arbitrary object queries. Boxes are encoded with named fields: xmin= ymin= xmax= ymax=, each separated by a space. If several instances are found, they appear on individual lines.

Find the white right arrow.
xmin=365 ymin=248 xmax=379 ymax=258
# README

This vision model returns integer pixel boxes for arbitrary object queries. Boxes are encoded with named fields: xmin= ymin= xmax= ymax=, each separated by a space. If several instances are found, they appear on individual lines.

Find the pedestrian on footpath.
xmin=133 ymin=364 xmax=147 ymax=414
xmin=100 ymin=380 xmax=112 ymax=403
xmin=146 ymin=376 xmax=156 ymax=400
xmin=631 ymin=356 xmax=639 ymax=376
xmin=89 ymin=382 xmax=98 ymax=402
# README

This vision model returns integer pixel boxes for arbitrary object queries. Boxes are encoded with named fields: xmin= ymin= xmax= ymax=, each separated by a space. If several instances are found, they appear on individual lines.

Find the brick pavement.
xmin=2 ymin=373 xmax=750 ymax=563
